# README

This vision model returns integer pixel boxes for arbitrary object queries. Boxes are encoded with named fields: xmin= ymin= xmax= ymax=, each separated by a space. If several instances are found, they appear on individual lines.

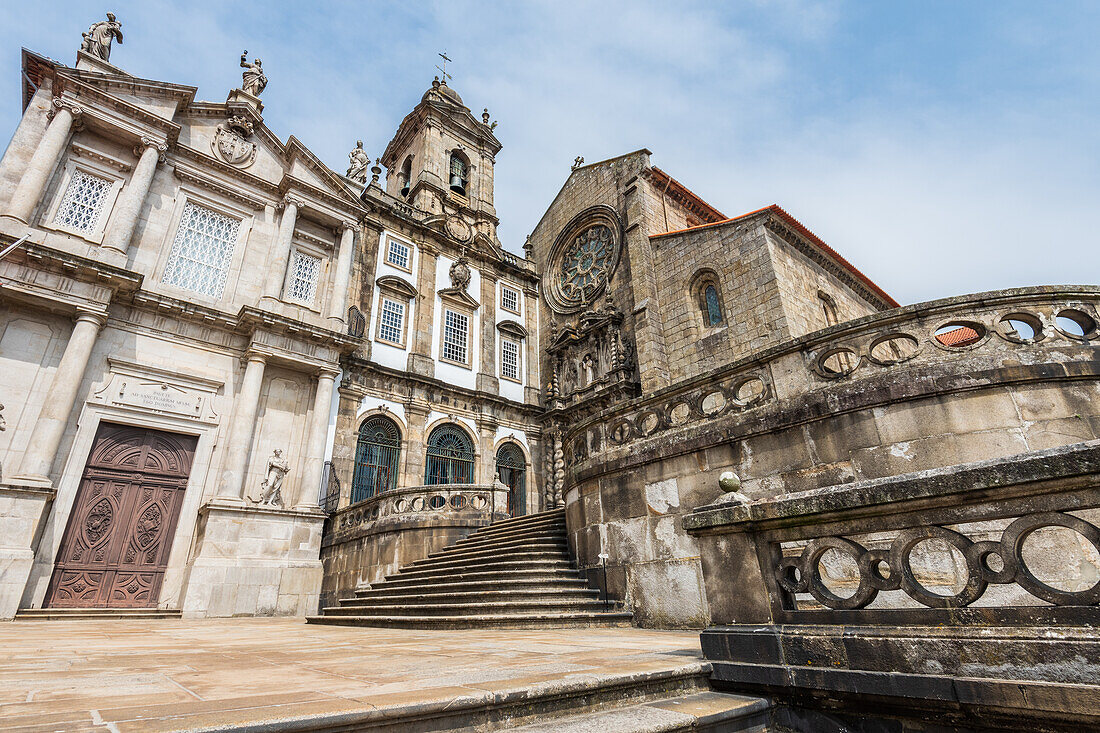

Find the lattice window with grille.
xmin=442 ymin=309 xmax=469 ymax=364
xmin=501 ymin=338 xmax=519 ymax=380
xmin=162 ymin=202 xmax=241 ymax=298
xmin=500 ymin=285 xmax=520 ymax=314
xmin=386 ymin=237 xmax=410 ymax=269
xmin=378 ymin=297 xmax=405 ymax=344
xmin=287 ymin=249 xmax=321 ymax=304
xmin=54 ymin=169 xmax=112 ymax=234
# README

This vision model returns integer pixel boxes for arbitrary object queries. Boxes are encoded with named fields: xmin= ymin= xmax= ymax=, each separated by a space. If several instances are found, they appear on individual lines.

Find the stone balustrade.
xmin=331 ymin=483 xmax=510 ymax=534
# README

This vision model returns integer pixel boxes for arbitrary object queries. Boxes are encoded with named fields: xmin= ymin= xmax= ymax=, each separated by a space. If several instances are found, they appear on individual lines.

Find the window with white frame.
xmin=386 ymin=236 xmax=410 ymax=270
xmin=442 ymin=308 xmax=470 ymax=364
xmin=501 ymin=338 xmax=520 ymax=381
xmin=377 ymin=297 xmax=406 ymax=345
xmin=54 ymin=168 xmax=113 ymax=234
xmin=287 ymin=249 xmax=321 ymax=305
xmin=162 ymin=202 xmax=241 ymax=298
xmin=500 ymin=285 xmax=520 ymax=314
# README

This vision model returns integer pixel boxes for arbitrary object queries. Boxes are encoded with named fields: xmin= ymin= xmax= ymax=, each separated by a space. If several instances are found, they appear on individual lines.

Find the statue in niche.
xmin=581 ymin=353 xmax=596 ymax=385
xmin=346 ymin=140 xmax=370 ymax=182
xmin=239 ymin=51 xmax=268 ymax=96
xmin=255 ymin=448 xmax=288 ymax=507
xmin=449 ymin=257 xmax=471 ymax=292
xmin=81 ymin=13 xmax=123 ymax=62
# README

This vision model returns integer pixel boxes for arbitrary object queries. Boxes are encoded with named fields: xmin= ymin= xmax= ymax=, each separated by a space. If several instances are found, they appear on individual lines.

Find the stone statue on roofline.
xmin=81 ymin=13 xmax=123 ymax=62
xmin=346 ymin=141 xmax=370 ymax=182
xmin=239 ymin=51 xmax=268 ymax=96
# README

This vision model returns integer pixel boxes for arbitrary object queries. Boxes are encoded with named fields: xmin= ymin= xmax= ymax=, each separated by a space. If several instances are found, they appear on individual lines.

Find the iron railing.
xmin=347 ymin=305 xmax=366 ymax=338
xmin=318 ymin=460 xmax=341 ymax=515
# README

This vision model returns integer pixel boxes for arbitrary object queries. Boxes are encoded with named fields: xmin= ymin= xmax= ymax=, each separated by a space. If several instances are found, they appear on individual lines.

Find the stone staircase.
xmin=308 ymin=508 xmax=634 ymax=628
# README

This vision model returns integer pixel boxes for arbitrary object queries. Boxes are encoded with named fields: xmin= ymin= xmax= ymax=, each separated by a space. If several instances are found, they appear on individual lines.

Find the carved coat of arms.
xmin=212 ymin=116 xmax=256 ymax=168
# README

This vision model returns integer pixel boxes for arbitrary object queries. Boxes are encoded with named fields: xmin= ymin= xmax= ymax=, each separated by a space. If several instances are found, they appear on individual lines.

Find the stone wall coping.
xmin=683 ymin=440 xmax=1100 ymax=534
xmin=199 ymin=501 xmax=326 ymax=522
xmin=0 ymin=481 xmax=57 ymax=499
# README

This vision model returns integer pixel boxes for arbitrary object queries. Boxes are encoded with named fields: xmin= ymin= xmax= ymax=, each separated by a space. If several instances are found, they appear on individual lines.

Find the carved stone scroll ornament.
xmin=251 ymin=448 xmax=289 ymax=507
xmin=80 ymin=13 xmax=123 ymax=62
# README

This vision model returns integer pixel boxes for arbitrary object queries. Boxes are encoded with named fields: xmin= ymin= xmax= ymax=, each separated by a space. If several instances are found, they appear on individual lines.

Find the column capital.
xmin=242 ymin=351 xmax=268 ymax=366
xmin=316 ymin=366 xmax=341 ymax=380
xmin=279 ymin=194 xmax=306 ymax=211
xmin=48 ymin=97 xmax=84 ymax=122
xmin=337 ymin=219 xmax=359 ymax=234
xmin=74 ymin=309 xmax=107 ymax=329
xmin=135 ymin=136 xmax=169 ymax=162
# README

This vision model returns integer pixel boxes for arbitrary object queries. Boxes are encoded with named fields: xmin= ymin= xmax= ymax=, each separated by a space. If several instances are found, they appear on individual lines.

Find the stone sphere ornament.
xmin=717 ymin=471 xmax=751 ymax=505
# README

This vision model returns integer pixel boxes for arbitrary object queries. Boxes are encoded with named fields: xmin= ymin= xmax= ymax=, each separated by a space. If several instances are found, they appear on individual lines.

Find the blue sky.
xmin=3 ymin=1 xmax=1098 ymax=304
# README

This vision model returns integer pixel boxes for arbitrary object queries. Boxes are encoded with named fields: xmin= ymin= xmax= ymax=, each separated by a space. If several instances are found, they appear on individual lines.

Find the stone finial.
xmin=523 ymin=235 xmax=533 ymax=260
xmin=717 ymin=471 xmax=751 ymax=505
xmin=370 ymin=158 xmax=382 ymax=186
xmin=572 ymin=156 xmax=585 ymax=170
xmin=81 ymin=13 xmax=123 ymax=62
xmin=482 ymin=108 xmax=490 ymax=124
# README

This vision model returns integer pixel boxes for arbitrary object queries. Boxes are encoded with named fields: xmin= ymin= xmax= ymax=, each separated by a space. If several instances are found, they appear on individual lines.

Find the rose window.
xmin=558 ymin=225 xmax=613 ymax=308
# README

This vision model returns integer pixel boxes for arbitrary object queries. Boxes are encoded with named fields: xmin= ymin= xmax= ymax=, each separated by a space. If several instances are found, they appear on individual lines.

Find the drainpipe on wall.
xmin=0 ymin=235 xmax=29 ymax=261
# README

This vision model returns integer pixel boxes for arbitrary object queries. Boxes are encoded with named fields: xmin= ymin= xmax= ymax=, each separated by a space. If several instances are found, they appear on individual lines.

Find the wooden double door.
xmin=44 ymin=423 xmax=198 ymax=609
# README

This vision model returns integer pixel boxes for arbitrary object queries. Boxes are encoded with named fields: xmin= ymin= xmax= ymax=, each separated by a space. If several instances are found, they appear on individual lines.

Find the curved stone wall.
xmin=561 ymin=286 xmax=1100 ymax=627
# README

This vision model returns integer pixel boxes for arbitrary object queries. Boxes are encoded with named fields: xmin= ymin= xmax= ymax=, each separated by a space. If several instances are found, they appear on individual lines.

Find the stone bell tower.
xmin=380 ymin=76 xmax=502 ymax=242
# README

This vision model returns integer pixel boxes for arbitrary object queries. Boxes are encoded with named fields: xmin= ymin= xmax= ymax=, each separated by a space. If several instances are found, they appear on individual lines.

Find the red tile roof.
xmin=935 ymin=325 xmax=982 ymax=347
xmin=650 ymin=204 xmax=899 ymax=308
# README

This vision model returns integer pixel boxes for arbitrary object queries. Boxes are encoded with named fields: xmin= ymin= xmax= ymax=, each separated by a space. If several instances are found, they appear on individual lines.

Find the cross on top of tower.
xmin=435 ymin=52 xmax=453 ymax=83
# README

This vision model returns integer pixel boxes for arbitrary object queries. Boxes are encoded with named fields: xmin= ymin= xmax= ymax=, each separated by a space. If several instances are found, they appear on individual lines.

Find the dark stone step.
xmin=407 ymin=548 xmax=572 ymax=570
xmin=307 ymin=610 xmax=635 ymax=630
xmin=353 ymin=577 xmax=592 ymax=597
xmin=324 ymin=598 xmax=618 ymax=617
xmin=341 ymin=589 xmax=601 ymax=607
xmin=14 ymin=608 xmax=182 ymax=620
xmin=386 ymin=558 xmax=573 ymax=581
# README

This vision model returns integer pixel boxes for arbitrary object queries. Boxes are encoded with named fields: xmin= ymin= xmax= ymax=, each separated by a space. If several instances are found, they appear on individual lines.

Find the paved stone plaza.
xmin=0 ymin=619 xmax=709 ymax=731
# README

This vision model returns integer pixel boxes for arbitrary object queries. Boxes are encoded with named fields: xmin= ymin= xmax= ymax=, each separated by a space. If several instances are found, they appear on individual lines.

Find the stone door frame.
xmin=22 ymin=403 xmax=219 ymax=611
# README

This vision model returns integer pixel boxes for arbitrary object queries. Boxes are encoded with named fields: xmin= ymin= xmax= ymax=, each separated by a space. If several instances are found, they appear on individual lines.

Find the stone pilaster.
xmin=215 ymin=353 xmax=266 ymax=502
xmin=101 ymin=136 xmax=166 ymax=254
xmin=407 ymin=245 xmax=437 ymax=377
xmin=524 ymin=288 xmax=540 ymax=404
xmin=402 ymin=402 xmax=431 ymax=486
xmin=476 ymin=272 xmax=498 ymax=393
xmin=296 ymin=368 xmax=338 ymax=509
xmin=6 ymin=98 xmax=81 ymax=224
xmin=477 ymin=415 xmax=499 ymax=486
xmin=13 ymin=310 xmax=104 ymax=484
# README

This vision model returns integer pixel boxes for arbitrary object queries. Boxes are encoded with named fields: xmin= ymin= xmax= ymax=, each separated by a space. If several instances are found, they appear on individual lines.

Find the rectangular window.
xmin=287 ymin=249 xmax=321 ymax=304
xmin=442 ymin=309 xmax=469 ymax=364
xmin=386 ymin=237 xmax=410 ymax=270
xmin=162 ymin=202 xmax=241 ymax=298
xmin=500 ymin=285 xmax=520 ymax=314
xmin=54 ymin=169 xmax=112 ymax=234
xmin=501 ymin=338 xmax=520 ymax=381
xmin=377 ymin=297 xmax=405 ymax=345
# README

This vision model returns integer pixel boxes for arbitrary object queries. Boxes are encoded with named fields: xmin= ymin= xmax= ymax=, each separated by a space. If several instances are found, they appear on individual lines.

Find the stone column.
xmin=101 ymin=137 xmax=166 ymax=254
xmin=326 ymin=221 xmax=356 ymax=329
xmin=263 ymin=196 xmax=303 ymax=299
xmin=215 ymin=353 xmax=267 ymax=501
xmin=296 ymin=368 xmax=338 ymax=509
xmin=407 ymin=245 xmax=438 ymax=377
xmin=15 ymin=310 xmax=105 ymax=482
xmin=7 ymin=99 xmax=82 ymax=224
xmin=477 ymin=273 xmax=498 ymax=393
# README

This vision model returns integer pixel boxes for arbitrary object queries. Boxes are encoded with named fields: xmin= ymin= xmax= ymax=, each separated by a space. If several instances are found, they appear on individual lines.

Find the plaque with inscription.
xmin=114 ymin=381 xmax=203 ymax=417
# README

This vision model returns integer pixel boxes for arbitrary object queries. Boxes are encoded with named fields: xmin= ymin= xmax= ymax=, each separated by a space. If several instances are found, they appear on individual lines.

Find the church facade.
xmin=2 ymin=16 xmax=1098 ymax=635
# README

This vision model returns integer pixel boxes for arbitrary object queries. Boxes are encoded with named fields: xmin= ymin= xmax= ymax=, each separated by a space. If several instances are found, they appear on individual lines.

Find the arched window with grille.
xmin=690 ymin=269 xmax=725 ymax=330
xmin=351 ymin=415 xmax=401 ymax=504
xmin=425 ymin=424 xmax=475 ymax=485
xmin=495 ymin=442 xmax=527 ymax=516
xmin=704 ymin=285 xmax=723 ymax=326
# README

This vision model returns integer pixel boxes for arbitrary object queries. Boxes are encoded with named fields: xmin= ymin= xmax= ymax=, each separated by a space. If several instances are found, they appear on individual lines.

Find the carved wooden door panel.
xmin=44 ymin=423 xmax=197 ymax=609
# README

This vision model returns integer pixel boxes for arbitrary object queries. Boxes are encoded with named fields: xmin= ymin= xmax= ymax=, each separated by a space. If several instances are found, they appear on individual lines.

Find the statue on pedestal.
xmin=346 ymin=141 xmax=370 ymax=182
xmin=81 ymin=13 xmax=123 ymax=62
xmin=255 ymin=448 xmax=288 ymax=507
xmin=239 ymin=51 xmax=267 ymax=96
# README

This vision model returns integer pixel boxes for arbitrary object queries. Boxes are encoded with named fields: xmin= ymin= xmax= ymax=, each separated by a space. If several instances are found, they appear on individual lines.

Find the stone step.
xmin=504 ymin=690 xmax=772 ymax=733
xmin=324 ymin=598 xmax=618 ymax=617
xmin=14 ymin=608 xmax=183 ymax=621
xmin=385 ymin=558 xmax=574 ymax=581
xmin=406 ymin=548 xmax=571 ymax=570
xmin=307 ymin=610 xmax=635 ymax=629
xmin=372 ymin=568 xmax=585 ymax=589
xmin=344 ymin=587 xmax=601 ymax=606
xmin=433 ymin=537 xmax=569 ymax=558
xmin=464 ymin=515 xmax=565 ymax=542
xmin=353 ymin=577 xmax=592 ymax=597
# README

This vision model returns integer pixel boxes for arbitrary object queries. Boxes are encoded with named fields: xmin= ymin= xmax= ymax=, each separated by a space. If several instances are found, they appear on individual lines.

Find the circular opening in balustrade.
xmin=370 ymin=507 xmax=379 ymax=520
xmin=668 ymin=402 xmax=692 ymax=426
xmin=410 ymin=496 xmax=425 ymax=512
xmin=638 ymin=411 xmax=661 ymax=436
xmin=470 ymin=494 xmax=487 ymax=510
xmin=868 ymin=334 xmax=920 ymax=365
xmin=983 ymin=552 xmax=1004 ymax=573
xmin=393 ymin=498 xmax=407 ymax=513
xmin=1020 ymin=525 xmax=1100 ymax=592
xmin=700 ymin=390 xmax=727 ymax=416
xmin=428 ymin=495 xmax=446 ymax=510
xmin=996 ymin=313 xmax=1042 ymax=343
xmin=1054 ymin=309 xmax=1098 ymax=340
xmin=817 ymin=547 xmax=862 ymax=600
xmin=817 ymin=348 xmax=859 ymax=378
xmin=873 ymin=559 xmax=892 ymax=580
xmin=733 ymin=377 xmax=766 ymax=405
xmin=906 ymin=538 xmax=969 ymax=597
xmin=450 ymin=494 xmax=467 ymax=510
xmin=933 ymin=321 xmax=986 ymax=349
xmin=780 ymin=564 xmax=801 ymax=588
